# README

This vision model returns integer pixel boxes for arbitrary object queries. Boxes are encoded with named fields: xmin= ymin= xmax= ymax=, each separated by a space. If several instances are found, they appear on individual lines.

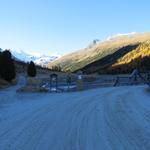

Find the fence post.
xmin=114 ymin=76 xmax=119 ymax=86
xmin=76 ymin=73 xmax=83 ymax=91
xmin=147 ymin=72 xmax=150 ymax=80
xmin=66 ymin=75 xmax=71 ymax=91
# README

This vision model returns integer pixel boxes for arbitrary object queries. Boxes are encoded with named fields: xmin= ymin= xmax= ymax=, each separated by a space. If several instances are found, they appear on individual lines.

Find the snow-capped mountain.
xmin=34 ymin=55 xmax=60 ymax=67
xmin=0 ymin=48 xmax=60 ymax=67
xmin=105 ymin=32 xmax=137 ymax=41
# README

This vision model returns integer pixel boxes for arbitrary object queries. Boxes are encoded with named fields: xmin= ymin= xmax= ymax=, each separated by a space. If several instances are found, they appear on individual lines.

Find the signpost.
xmin=76 ymin=71 xmax=83 ymax=91
xmin=50 ymin=73 xmax=58 ymax=92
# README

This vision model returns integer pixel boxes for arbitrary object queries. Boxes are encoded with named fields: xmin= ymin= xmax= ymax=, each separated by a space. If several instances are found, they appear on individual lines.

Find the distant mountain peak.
xmin=88 ymin=39 xmax=100 ymax=48
xmin=0 ymin=48 xmax=60 ymax=67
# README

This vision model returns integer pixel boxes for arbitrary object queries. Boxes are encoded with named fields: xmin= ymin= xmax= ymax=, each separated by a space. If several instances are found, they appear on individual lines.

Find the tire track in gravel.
xmin=1 ymin=85 xmax=150 ymax=150
xmin=0 ymin=94 xmax=74 ymax=149
xmin=103 ymin=88 xmax=150 ymax=150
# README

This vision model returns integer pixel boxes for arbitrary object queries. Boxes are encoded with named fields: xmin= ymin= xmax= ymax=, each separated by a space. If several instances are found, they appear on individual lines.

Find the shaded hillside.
xmin=48 ymin=32 xmax=150 ymax=72
xmin=81 ymin=44 xmax=139 ymax=74
xmin=106 ymin=55 xmax=150 ymax=74
xmin=112 ymin=41 xmax=150 ymax=67
xmin=81 ymin=41 xmax=150 ymax=74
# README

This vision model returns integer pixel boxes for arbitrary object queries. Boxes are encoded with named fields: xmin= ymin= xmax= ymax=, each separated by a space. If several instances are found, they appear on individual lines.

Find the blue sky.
xmin=0 ymin=0 xmax=150 ymax=55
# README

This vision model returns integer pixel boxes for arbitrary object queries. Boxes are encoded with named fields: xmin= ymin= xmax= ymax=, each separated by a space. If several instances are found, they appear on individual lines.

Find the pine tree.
xmin=27 ymin=61 xmax=36 ymax=77
xmin=0 ymin=50 xmax=16 ymax=81
xmin=0 ymin=51 xmax=2 ymax=76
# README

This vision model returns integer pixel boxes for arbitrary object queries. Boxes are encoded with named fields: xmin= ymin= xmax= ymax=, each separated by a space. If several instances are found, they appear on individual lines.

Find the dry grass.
xmin=0 ymin=78 xmax=18 ymax=89
xmin=0 ymin=79 xmax=10 ymax=89
xmin=17 ymin=86 xmax=48 ymax=93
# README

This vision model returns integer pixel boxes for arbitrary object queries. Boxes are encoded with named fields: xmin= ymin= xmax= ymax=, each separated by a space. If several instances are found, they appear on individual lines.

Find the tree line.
xmin=0 ymin=50 xmax=63 ymax=82
xmin=0 ymin=50 xmax=16 ymax=81
xmin=0 ymin=50 xmax=37 ymax=82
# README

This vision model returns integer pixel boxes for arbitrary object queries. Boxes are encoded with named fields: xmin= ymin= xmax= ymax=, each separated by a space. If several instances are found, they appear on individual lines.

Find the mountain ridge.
xmin=48 ymin=32 xmax=150 ymax=73
xmin=0 ymin=48 xmax=60 ymax=67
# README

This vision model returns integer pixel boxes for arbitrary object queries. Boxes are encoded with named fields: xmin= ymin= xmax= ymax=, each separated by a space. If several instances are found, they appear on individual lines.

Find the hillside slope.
xmin=81 ymin=41 xmax=150 ymax=74
xmin=48 ymin=32 xmax=150 ymax=73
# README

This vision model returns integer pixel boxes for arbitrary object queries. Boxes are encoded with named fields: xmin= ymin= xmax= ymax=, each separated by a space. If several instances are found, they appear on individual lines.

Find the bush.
xmin=0 ymin=51 xmax=2 ymax=75
xmin=27 ymin=61 xmax=36 ymax=77
xmin=0 ymin=50 xmax=16 ymax=81
xmin=51 ymin=65 xmax=61 ymax=72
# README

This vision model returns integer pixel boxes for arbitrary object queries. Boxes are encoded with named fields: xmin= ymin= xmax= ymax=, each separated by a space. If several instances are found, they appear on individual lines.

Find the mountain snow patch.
xmin=106 ymin=32 xmax=137 ymax=41
xmin=0 ymin=48 xmax=60 ymax=66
